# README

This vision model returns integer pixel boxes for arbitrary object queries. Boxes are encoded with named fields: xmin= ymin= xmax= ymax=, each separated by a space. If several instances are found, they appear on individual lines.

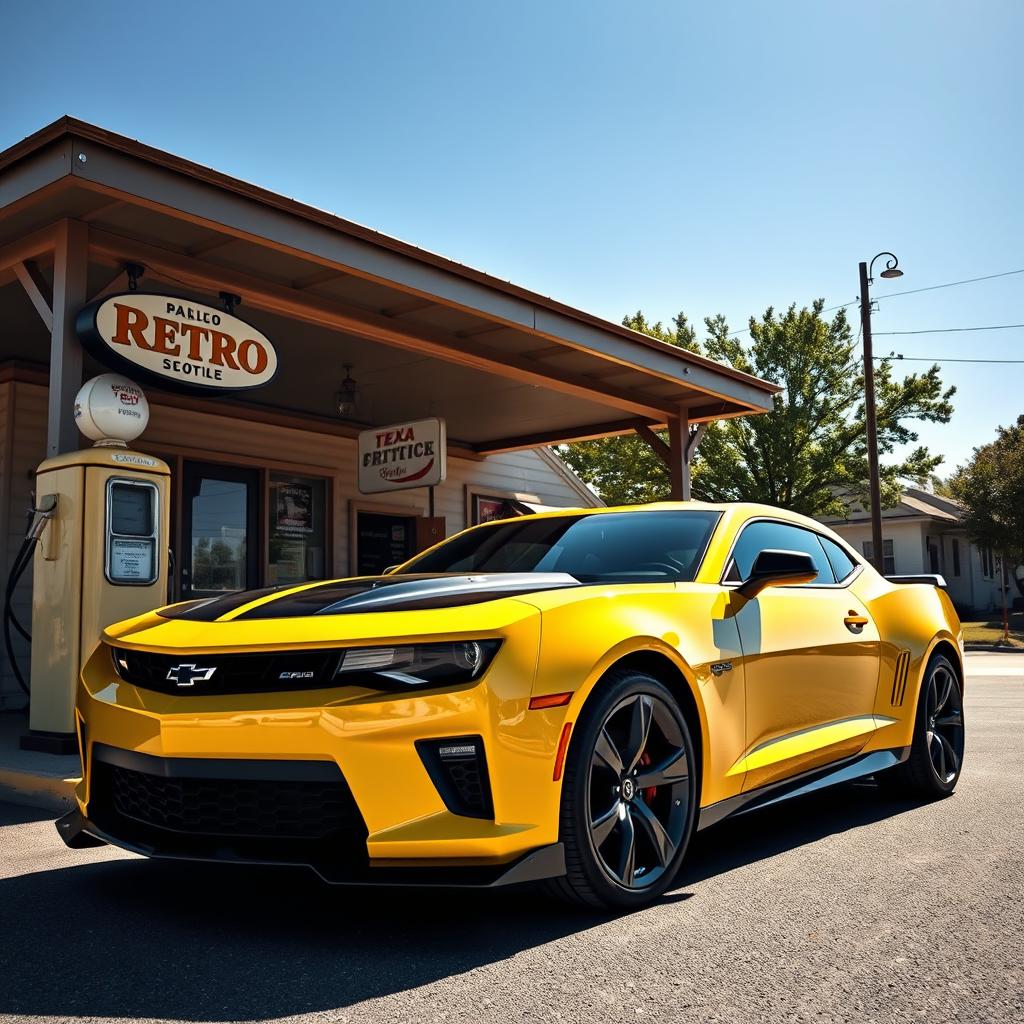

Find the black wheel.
xmin=880 ymin=652 xmax=965 ymax=798
xmin=546 ymin=668 xmax=697 ymax=909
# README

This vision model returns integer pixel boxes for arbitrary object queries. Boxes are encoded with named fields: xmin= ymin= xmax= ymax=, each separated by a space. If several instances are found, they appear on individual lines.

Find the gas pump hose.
xmin=3 ymin=497 xmax=57 ymax=698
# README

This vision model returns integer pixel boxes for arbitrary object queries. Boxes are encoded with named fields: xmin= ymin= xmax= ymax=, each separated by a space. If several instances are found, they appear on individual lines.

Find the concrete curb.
xmin=0 ymin=766 xmax=79 ymax=814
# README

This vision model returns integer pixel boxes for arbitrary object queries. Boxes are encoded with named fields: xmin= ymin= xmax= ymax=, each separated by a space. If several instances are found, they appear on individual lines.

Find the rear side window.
xmin=724 ymin=520 xmax=836 ymax=585
xmin=819 ymin=536 xmax=858 ymax=582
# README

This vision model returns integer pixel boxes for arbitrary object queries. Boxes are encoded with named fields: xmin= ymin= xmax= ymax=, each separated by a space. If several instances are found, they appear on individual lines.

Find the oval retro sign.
xmin=76 ymin=294 xmax=278 ymax=393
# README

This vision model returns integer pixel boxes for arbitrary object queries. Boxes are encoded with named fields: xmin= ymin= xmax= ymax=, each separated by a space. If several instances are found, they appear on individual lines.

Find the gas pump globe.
xmin=24 ymin=375 xmax=170 ymax=753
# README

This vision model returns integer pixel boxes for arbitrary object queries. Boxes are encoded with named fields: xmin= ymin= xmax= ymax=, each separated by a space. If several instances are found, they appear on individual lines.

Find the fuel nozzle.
xmin=28 ymin=494 xmax=58 ymax=540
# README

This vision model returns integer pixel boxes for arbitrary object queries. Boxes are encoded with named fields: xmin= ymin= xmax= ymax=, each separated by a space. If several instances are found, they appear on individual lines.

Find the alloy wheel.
xmin=924 ymin=661 xmax=964 ymax=785
xmin=587 ymin=692 xmax=690 ymax=890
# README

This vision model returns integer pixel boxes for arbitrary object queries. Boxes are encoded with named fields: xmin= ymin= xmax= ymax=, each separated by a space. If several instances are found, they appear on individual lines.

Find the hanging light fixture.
xmin=336 ymin=364 xmax=360 ymax=417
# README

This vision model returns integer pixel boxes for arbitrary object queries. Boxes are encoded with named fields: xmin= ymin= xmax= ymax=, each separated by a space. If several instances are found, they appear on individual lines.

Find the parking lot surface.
xmin=1 ymin=652 xmax=1021 ymax=1024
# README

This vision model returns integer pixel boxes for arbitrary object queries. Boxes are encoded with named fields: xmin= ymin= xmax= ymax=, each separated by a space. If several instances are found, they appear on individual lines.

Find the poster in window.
xmin=473 ymin=494 xmax=522 ymax=525
xmin=269 ymin=474 xmax=326 ymax=586
xmin=275 ymin=482 xmax=314 ymax=535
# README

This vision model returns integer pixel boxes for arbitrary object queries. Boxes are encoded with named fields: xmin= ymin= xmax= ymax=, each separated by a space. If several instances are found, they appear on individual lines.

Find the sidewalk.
xmin=0 ymin=713 xmax=79 ymax=813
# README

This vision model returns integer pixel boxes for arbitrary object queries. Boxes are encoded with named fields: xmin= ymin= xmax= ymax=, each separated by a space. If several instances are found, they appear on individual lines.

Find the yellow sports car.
xmin=58 ymin=502 xmax=965 ymax=909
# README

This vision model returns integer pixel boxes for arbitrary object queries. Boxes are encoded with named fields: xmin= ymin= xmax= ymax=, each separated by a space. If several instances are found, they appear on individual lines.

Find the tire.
xmin=545 ymin=668 xmax=698 ymax=910
xmin=878 ymin=652 xmax=965 ymax=799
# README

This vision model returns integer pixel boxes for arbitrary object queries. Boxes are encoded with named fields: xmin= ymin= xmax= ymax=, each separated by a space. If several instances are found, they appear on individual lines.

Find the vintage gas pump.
xmin=24 ymin=373 xmax=169 ymax=752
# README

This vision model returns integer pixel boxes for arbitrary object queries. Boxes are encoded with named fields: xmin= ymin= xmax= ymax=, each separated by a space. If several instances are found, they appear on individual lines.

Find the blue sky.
xmin=2 ymin=0 xmax=1020 ymax=471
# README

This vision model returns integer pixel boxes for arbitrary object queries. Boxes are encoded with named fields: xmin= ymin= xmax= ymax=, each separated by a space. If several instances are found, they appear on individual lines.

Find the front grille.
xmin=109 ymin=645 xmax=343 ymax=696
xmin=103 ymin=764 xmax=353 ymax=839
xmin=87 ymin=747 xmax=369 ymax=870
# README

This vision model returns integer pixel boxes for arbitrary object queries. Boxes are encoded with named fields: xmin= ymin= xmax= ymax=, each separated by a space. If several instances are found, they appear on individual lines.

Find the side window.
xmin=819 ymin=535 xmax=858 ymax=583
xmin=724 ymin=520 xmax=835 ymax=585
xmin=863 ymin=539 xmax=896 ymax=576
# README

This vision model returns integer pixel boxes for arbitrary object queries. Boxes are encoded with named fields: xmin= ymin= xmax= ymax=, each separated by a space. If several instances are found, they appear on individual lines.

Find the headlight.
xmin=333 ymin=640 xmax=501 ymax=690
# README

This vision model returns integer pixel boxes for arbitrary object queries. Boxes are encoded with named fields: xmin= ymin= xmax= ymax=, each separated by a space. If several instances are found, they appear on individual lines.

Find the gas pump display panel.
xmin=105 ymin=479 xmax=159 ymax=585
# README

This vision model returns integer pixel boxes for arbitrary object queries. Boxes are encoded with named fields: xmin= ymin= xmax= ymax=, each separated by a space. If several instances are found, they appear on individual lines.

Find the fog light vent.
xmin=416 ymin=735 xmax=494 ymax=819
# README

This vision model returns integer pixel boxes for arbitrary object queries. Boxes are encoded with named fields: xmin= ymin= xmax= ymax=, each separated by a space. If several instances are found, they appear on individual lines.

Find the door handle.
xmin=844 ymin=612 xmax=868 ymax=634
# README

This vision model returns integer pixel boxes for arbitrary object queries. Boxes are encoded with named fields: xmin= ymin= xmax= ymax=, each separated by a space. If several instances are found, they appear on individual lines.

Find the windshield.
xmin=398 ymin=510 xmax=721 ymax=583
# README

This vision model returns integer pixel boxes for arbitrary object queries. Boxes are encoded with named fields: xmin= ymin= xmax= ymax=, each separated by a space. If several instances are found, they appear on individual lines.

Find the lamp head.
xmin=336 ymin=364 xmax=360 ymax=418
xmin=869 ymin=251 xmax=903 ymax=283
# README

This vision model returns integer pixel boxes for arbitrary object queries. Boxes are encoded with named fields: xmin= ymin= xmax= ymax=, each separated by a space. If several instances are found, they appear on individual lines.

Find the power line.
xmin=722 ymin=266 xmax=1024 ymax=341
xmin=873 ymin=355 xmax=1024 ymax=364
xmin=725 ymin=298 xmax=857 ymax=340
xmin=876 ymin=324 xmax=1024 ymax=336
xmin=875 ymin=267 xmax=1024 ymax=301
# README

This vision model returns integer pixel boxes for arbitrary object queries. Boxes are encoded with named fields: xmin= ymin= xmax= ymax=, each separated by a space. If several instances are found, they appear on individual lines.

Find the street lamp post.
xmin=859 ymin=252 xmax=903 ymax=574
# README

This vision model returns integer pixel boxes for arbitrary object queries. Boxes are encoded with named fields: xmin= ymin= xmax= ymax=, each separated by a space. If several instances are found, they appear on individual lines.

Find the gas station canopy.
xmin=0 ymin=117 xmax=778 ymax=475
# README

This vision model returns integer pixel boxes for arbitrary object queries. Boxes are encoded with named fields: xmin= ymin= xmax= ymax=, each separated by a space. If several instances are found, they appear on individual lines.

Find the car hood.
xmin=163 ymin=573 xmax=582 ymax=620
xmin=101 ymin=573 xmax=580 ymax=652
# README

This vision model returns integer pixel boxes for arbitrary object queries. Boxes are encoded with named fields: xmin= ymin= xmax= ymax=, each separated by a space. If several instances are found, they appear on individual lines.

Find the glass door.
xmin=356 ymin=511 xmax=418 ymax=576
xmin=181 ymin=461 xmax=260 ymax=598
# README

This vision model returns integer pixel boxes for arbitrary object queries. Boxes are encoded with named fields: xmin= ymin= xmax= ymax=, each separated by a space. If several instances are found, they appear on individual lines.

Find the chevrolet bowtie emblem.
xmin=166 ymin=663 xmax=217 ymax=688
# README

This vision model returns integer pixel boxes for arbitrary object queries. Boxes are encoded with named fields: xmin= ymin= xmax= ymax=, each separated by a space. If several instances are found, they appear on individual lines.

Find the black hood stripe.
xmin=220 ymin=573 xmax=581 ymax=620
xmin=156 ymin=586 xmax=293 ymax=621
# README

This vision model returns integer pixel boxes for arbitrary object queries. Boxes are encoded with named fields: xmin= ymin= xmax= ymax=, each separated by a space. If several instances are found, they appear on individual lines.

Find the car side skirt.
xmin=697 ymin=745 xmax=912 ymax=831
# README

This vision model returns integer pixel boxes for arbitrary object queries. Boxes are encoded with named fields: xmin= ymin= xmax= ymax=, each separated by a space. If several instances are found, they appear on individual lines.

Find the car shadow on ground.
xmin=681 ymin=778 xmax=923 ymax=886
xmin=0 ymin=781 xmax=923 ymax=1022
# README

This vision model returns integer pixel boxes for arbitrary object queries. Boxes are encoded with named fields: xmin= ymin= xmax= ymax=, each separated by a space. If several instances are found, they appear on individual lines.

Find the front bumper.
xmin=55 ymin=805 xmax=566 ymax=887
xmin=73 ymin=610 xmax=572 ymax=878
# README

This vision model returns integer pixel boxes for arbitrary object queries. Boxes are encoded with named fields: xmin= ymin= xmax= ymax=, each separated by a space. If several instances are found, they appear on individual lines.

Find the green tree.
xmin=560 ymin=301 xmax=955 ymax=516
xmin=950 ymin=415 xmax=1024 ymax=561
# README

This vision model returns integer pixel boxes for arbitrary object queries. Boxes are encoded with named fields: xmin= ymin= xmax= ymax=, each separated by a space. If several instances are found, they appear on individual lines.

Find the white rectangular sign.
xmin=358 ymin=418 xmax=447 ymax=494
xmin=109 ymin=537 xmax=155 ymax=582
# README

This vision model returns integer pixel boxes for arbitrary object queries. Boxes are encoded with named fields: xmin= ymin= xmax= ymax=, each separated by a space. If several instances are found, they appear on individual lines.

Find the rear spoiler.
xmin=886 ymin=574 xmax=947 ymax=588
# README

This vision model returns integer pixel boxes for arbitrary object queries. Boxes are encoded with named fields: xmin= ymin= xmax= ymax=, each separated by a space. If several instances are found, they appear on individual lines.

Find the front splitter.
xmin=55 ymin=808 xmax=566 ymax=888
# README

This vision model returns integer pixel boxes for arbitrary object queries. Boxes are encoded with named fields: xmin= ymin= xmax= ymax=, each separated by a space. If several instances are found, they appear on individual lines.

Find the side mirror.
xmin=736 ymin=549 xmax=819 ymax=599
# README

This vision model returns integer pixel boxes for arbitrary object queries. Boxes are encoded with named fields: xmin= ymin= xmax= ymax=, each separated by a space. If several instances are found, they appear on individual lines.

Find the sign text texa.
xmin=357 ymin=418 xmax=447 ymax=494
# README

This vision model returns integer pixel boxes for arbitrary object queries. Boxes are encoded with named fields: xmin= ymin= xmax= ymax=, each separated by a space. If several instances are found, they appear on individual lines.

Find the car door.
xmin=724 ymin=519 xmax=881 ymax=792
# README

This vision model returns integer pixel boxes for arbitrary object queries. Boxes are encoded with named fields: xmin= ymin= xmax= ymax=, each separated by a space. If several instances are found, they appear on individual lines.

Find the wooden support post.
xmin=47 ymin=220 xmax=89 ymax=457
xmin=687 ymin=422 xmax=708 ymax=462
xmin=635 ymin=422 xmax=670 ymax=464
xmin=667 ymin=407 xmax=690 ymax=499
xmin=13 ymin=261 xmax=53 ymax=331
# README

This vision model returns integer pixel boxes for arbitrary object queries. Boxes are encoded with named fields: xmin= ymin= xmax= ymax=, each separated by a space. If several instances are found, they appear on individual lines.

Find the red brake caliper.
xmin=640 ymin=751 xmax=657 ymax=802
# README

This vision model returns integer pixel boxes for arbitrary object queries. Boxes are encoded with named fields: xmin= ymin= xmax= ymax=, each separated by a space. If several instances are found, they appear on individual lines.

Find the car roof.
xmin=515 ymin=501 xmax=830 ymax=534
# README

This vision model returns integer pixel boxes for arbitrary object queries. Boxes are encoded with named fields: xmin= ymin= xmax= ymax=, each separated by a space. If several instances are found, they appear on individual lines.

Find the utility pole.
xmin=1002 ymin=554 xmax=1010 ymax=643
xmin=859 ymin=252 xmax=903 ymax=574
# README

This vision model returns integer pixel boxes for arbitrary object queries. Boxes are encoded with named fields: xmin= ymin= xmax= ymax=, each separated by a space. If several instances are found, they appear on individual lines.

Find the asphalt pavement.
xmin=1 ymin=651 xmax=1021 ymax=1024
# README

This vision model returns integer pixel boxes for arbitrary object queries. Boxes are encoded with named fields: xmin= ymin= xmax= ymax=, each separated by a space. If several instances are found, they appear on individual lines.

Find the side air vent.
xmin=416 ymin=736 xmax=494 ymax=819
xmin=891 ymin=650 xmax=911 ymax=706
